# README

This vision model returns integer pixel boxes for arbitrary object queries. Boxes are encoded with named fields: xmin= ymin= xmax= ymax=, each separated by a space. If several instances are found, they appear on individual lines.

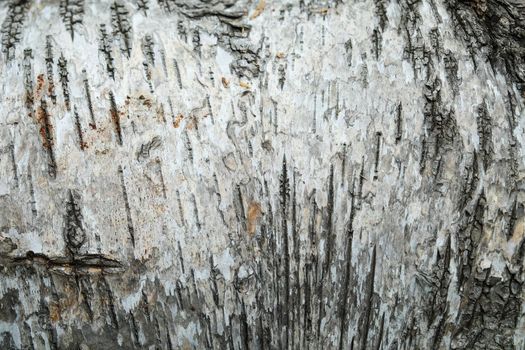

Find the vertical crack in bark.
xmin=476 ymin=100 xmax=493 ymax=170
xmin=58 ymin=53 xmax=71 ymax=111
xmin=99 ymin=24 xmax=116 ymax=80
xmin=118 ymin=165 xmax=135 ymax=247
xmin=395 ymin=102 xmax=403 ymax=144
xmin=338 ymin=177 xmax=356 ymax=350
xmin=36 ymin=99 xmax=57 ymax=179
xmin=9 ymin=143 xmax=18 ymax=187
xmin=73 ymin=106 xmax=85 ymax=151
xmin=373 ymin=132 xmax=382 ymax=180
xmin=28 ymin=165 xmax=37 ymax=217
xmin=59 ymin=0 xmax=84 ymax=40
xmin=45 ymin=36 xmax=57 ymax=104
xmin=110 ymin=1 xmax=132 ymax=58
xmin=358 ymin=245 xmax=377 ymax=350
xmin=317 ymin=164 xmax=335 ymax=344
xmin=1 ymin=0 xmax=30 ymax=61
xmin=279 ymin=155 xmax=290 ymax=349
xmin=109 ymin=91 xmax=123 ymax=145
xmin=82 ymin=69 xmax=97 ymax=128
xmin=63 ymin=190 xmax=86 ymax=255
xmin=457 ymin=191 xmax=486 ymax=291
xmin=100 ymin=277 xmax=119 ymax=329
xmin=23 ymin=48 xmax=33 ymax=117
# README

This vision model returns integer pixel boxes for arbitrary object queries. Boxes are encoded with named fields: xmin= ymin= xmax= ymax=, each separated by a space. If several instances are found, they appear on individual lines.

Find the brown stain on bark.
xmin=36 ymin=105 xmax=53 ymax=149
xmin=182 ymin=340 xmax=192 ymax=350
xmin=49 ymin=302 xmax=61 ymax=323
xmin=48 ymin=283 xmax=83 ymax=323
xmin=247 ymin=202 xmax=262 ymax=236
xmin=250 ymin=0 xmax=265 ymax=19
xmin=110 ymin=106 xmax=122 ymax=144
xmin=186 ymin=118 xmax=197 ymax=130
xmin=110 ymin=109 xmax=119 ymax=128
xmin=48 ymin=81 xmax=54 ymax=97
xmin=36 ymin=74 xmax=45 ymax=97
xmin=173 ymin=113 xmax=184 ymax=128
xmin=139 ymin=95 xmax=152 ymax=108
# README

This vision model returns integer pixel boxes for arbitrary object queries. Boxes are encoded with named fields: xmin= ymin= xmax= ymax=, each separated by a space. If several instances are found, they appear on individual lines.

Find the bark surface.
xmin=0 ymin=0 xmax=524 ymax=349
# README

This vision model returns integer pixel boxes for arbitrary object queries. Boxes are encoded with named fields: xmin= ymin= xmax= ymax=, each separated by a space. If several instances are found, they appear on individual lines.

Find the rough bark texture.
xmin=0 ymin=0 xmax=524 ymax=349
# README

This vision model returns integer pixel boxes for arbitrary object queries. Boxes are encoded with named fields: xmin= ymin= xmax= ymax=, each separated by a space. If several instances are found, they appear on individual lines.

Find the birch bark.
xmin=0 ymin=0 xmax=524 ymax=349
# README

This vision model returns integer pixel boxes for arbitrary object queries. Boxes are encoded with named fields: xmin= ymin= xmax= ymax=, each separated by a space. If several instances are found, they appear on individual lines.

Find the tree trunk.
xmin=0 ymin=0 xmax=524 ymax=349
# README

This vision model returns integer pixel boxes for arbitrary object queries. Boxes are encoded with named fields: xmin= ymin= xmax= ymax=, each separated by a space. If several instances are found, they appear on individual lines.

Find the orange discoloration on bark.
xmin=239 ymin=81 xmax=251 ymax=89
xmin=49 ymin=302 xmax=61 ymax=323
xmin=110 ymin=108 xmax=120 ymax=135
xmin=250 ymin=0 xmax=265 ymax=19
xmin=247 ymin=202 xmax=262 ymax=235
xmin=36 ymin=73 xmax=44 ymax=96
xmin=173 ymin=113 xmax=184 ymax=128
xmin=36 ymin=104 xmax=53 ymax=149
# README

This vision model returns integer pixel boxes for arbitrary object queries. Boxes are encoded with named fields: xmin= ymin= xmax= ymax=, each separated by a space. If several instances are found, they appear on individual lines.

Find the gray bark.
xmin=0 ymin=0 xmax=524 ymax=349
